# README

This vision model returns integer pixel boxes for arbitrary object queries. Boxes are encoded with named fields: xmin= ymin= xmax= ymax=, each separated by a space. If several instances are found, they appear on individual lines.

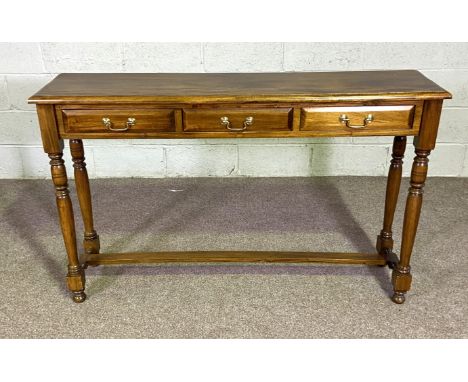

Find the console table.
xmin=29 ymin=71 xmax=451 ymax=304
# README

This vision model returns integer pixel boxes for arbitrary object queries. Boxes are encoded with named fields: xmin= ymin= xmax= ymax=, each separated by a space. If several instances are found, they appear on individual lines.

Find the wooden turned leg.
xmin=70 ymin=139 xmax=100 ymax=256
xmin=377 ymin=136 xmax=406 ymax=265
xmin=391 ymin=148 xmax=430 ymax=304
xmin=49 ymin=153 xmax=86 ymax=303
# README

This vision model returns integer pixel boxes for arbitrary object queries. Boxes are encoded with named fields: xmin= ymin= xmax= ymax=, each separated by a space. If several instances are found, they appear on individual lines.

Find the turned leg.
xmin=377 ymin=136 xmax=406 ymax=264
xmin=49 ymin=152 xmax=86 ymax=303
xmin=391 ymin=148 xmax=430 ymax=304
xmin=70 ymin=139 xmax=100 ymax=255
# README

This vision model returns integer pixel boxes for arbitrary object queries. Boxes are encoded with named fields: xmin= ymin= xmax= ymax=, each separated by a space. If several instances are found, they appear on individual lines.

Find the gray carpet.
xmin=0 ymin=177 xmax=467 ymax=338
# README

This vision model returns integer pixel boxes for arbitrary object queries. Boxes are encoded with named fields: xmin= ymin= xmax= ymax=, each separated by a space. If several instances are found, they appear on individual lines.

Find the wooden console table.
xmin=29 ymin=71 xmax=451 ymax=304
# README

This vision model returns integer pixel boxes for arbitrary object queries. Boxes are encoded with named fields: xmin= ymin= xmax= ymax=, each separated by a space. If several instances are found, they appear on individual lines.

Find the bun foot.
xmin=72 ymin=291 xmax=86 ymax=303
xmin=391 ymin=292 xmax=406 ymax=304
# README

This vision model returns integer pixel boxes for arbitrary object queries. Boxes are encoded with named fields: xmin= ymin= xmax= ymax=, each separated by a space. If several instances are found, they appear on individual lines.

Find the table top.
xmin=29 ymin=70 xmax=451 ymax=104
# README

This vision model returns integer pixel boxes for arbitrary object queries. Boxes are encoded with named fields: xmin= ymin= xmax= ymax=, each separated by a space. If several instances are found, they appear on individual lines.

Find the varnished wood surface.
xmin=69 ymin=140 xmax=100 ymax=255
xmin=377 ymin=136 xmax=407 ymax=256
xmin=183 ymin=107 xmax=293 ymax=132
xmin=392 ymin=148 xmax=430 ymax=304
xmin=62 ymin=108 xmax=176 ymax=133
xmin=84 ymin=251 xmax=387 ymax=266
xmin=49 ymin=152 xmax=86 ymax=303
xmin=29 ymin=71 xmax=451 ymax=104
xmin=53 ymin=101 xmax=425 ymax=139
xmin=300 ymin=104 xmax=420 ymax=135
xmin=414 ymin=99 xmax=444 ymax=150
xmin=56 ymin=130 xmax=422 ymax=140
xmin=36 ymin=104 xmax=63 ymax=153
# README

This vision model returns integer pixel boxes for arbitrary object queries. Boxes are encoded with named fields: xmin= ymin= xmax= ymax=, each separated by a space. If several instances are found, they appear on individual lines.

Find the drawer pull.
xmin=220 ymin=116 xmax=254 ymax=131
xmin=339 ymin=114 xmax=374 ymax=129
xmin=102 ymin=117 xmax=136 ymax=131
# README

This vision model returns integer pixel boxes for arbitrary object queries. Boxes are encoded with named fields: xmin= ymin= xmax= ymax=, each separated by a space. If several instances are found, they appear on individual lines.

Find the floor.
xmin=0 ymin=177 xmax=467 ymax=338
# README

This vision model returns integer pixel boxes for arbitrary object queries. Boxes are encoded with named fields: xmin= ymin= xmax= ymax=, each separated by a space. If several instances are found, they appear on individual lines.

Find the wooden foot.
xmin=66 ymin=264 xmax=86 ymax=302
xmin=84 ymin=233 xmax=100 ymax=255
xmin=391 ymin=292 xmax=406 ymax=304
xmin=72 ymin=291 xmax=87 ymax=303
xmin=376 ymin=235 xmax=393 ymax=256
xmin=391 ymin=264 xmax=412 ymax=304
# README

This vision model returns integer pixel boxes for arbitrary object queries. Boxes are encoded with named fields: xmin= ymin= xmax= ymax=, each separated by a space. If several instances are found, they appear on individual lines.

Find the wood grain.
xmin=414 ymin=100 xmax=444 ymax=150
xmin=29 ymin=71 xmax=451 ymax=104
xmin=70 ymin=139 xmax=100 ymax=255
xmin=36 ymin=104 xmax=63 ymax=153
xmin=84 ymin=251 xmax=387 ymax=266
xmin=377 ymin=136 xmax=407 ymax=256
xmin=62 ymin=108 xmax=175 ymax=134
xmin=392 ymin=148 xmax=430 ymax=304
xmin=183 ymin=108 xmax=293 ymax=132
xmin=48 ymin=152 xmax=86 ymax=303
xmin=300 ymin=104 xmax=420 ymax=135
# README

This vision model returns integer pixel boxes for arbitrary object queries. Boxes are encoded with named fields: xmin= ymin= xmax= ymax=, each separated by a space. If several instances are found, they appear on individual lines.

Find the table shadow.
xmin=4 ymin=177 xmax=394 ymax=299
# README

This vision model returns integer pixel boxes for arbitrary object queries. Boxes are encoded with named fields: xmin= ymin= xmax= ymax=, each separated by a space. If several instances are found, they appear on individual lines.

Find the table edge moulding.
xmin=28 ymin=70 xmax=452 ymax=304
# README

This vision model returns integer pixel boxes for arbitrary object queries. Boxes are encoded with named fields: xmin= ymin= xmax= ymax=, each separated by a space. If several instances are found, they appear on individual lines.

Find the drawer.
xmin=300 ymin=105 xmax=421 ymax=135
xmin=61 ymin=109 xmax=176 ymax=134
xmin=183 ymin=108 xmax=293 ymax=132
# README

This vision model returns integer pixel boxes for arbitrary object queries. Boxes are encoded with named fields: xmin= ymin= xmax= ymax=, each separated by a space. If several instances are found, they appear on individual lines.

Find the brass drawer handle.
xmin=339 ymin=114 xmax=374 ymax=129
xmin=220 ymin=116 xmax=254 ymax=131
xmin=102 ymin=117 xmax=136 ymax=131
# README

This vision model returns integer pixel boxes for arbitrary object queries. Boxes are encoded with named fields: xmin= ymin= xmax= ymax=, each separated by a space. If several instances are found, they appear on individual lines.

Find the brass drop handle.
xmin=102 ymin=117 xmax=136 ymax=131
xmin=220 ymin=116 xmax=254 ymax=131
xmin=339 ymin=114 xmax=374 ymax=129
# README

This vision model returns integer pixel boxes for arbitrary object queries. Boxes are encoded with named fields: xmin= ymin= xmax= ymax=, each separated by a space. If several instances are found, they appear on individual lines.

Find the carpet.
xmin=0 ymin=177 xmax=466 ymax=338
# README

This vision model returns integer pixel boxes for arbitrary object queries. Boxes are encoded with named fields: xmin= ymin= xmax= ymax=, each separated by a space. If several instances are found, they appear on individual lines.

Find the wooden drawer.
xmin=300 ymin=104 xmax=421 ymax=135
xmin=183 ymin=108 xmax=293 ymax=132
xmin=61 ymin=109 xmax=176 ymax=134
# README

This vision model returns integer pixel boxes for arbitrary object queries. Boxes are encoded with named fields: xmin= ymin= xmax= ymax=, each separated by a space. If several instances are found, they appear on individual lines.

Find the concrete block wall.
xmin=1 ymin=42 xmax=467 ymax=178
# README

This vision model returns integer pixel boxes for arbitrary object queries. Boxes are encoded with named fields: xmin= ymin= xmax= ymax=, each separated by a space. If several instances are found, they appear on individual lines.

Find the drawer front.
xmin=183 ymin=108 xmax=293 ymax=132
xmin=62 ymin=109 xmax=176 ymax=134
xmin=300 ymin=105 xmax=420 ymax=134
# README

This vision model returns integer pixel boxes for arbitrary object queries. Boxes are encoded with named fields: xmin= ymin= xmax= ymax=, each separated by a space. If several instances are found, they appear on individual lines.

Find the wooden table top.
xmin=29 ymin=70 xmax=451 ymax=104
